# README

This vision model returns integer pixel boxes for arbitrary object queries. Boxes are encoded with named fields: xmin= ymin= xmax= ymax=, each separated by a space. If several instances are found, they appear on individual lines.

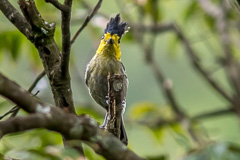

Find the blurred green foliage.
xmin=1 ymin=0 xmax=240 ymax=160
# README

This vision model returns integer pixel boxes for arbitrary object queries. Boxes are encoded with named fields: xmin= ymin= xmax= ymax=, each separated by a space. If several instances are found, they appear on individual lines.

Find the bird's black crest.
xmin=104 ymin=14 xmax=127 ymax=39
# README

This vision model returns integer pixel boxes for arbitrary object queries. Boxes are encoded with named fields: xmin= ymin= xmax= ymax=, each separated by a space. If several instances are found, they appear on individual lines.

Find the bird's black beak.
xmin=107 ymin=37 xmax=114 ymax=44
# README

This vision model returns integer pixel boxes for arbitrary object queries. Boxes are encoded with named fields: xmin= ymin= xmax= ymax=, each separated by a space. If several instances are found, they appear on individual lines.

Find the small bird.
xmin=85 ymin=14 xmax=128 ymax=145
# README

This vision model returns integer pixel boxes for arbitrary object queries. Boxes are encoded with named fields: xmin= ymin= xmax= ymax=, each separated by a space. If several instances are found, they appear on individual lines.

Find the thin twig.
xmin=81 ymin=0 xmax=108 ymax=18
xmin=71 ymin=0 xmax=103 ymax=45
xmin=10 ymin=90 xmax=40 ymax=118
xmin=11 ymin=71 xmax=45 ymax=117
xmin=28 ymin=71 xmax=46 ymax=93
xmin=45 ymin=0 xmax=69 ymax=12
xmin=139 ymin=106 xmax=235 ymax=128
xmin=192 ymin=107 xmax=235 ymax=120
xmin=0 ymin=106 xmax=18 ymax=120
xmin=0 ymin=71 xmax=46 ymax=119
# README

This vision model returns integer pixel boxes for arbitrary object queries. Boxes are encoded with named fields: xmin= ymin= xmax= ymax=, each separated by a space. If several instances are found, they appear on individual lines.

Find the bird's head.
xmin=96 ymin=14 xmax=128 ymax=61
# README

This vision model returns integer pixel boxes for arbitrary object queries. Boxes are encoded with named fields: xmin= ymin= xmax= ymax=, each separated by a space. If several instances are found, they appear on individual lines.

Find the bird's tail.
xmin=100 ymin=112 xmax=128 ymax=145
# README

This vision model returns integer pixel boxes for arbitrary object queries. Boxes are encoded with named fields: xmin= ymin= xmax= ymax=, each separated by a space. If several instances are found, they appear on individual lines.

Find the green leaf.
xmin=183 ymin=1 xmax=198 ymax=21
xmin=147 ymin=155 xmax=167 ymax=160
xmin=169 ymin=123 xmax=192 ymax=149
xmin=28 ymin=43 xmax=42 ymax=68
xmin=204 ymin=15 xmax=216 ymax=31
xmin=28 ymin=149 xmax=61 ymax=160
xmin=145 ymin=0 xmax=161 ymax=23
xmin=122 ymin=30 xmax=134 ymax=42
xmin=150 ymin=127 xmax=165 ymax=143
xmin=0 ymin=153 xmax=4 ymax=159
xmin=84 ymin=144 xmax=105 ymax=160
xmin=61 ymin=147 xmax=81 ymax=158
xmin=129 ymin=101 xmax=158 ymax=120
xmin=76 ymin=106 xmax=103 ymax=119
xmin=228 ymin=144 xmax=240 ymax=154
xmin=167 ymin=34 xmax=180 ymax=58
xmin=0 ymin=31 xmax=23 ymax=61
xmin=10 ymin=33 xmax=22 ymax=60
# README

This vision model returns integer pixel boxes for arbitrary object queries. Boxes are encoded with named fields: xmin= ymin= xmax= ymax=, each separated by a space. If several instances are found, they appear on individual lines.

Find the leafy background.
xmin=1 ymin=0 xmax=240 ymax=159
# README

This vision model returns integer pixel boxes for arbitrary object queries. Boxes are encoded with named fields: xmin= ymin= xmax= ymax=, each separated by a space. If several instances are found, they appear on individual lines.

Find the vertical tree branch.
xmin=17 ymin=0 xmax=76 ymax=114
xmin=60 ymin=0 xmax=72 ymax=77
xmin=106 ymin=73 xmax=125 ymax=140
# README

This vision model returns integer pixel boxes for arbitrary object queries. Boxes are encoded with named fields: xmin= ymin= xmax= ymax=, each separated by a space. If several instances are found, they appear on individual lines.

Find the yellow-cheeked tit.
xmin=85 ymin=14 xmax=128 ymax=145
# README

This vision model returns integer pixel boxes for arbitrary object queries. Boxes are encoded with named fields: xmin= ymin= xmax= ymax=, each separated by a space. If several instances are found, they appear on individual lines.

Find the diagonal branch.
xmin=10 ymin=70 xmax=46 ymax=117
xmin=151 ymin=60 xmax=186 ymax=117
xmin=0 ymin=113 xmax=143 ymax=160
xmin=133 ymin=27 xmax=186 ymax=118
xmin=139 ymin=106 xmax=235 ymax=129
xmin=71 ymin=0 xmax=103 ymax=45
xmin=28 ymin=70 xmax=46 ymax=93
xmin=0 ymin=73 xmax=40 ymax=113
xmin=0 ymin=106 xmax=18 ymax=120
xmin=198 ymin=0 xmax=222 ymax=17
xmin=198 ymin=0 xmax=240 ymax=98
xmin=192 ymin=106 xmax=235 ymax=120
xmin=173 ymin=25 xmax=234 ymax=104
xmin=0 ymin=0 xmax=33 ymax=40
xmin=0 ymin=73 xmax=143 ymax=160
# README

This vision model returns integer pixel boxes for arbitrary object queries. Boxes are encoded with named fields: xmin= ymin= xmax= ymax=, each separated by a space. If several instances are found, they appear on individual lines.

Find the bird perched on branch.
xmin=85 ymin=14 xmax=128 ymax=145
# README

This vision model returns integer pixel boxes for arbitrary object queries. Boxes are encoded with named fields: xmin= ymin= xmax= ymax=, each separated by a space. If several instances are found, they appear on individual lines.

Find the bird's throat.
xmin=96 ymin=42 xmax=122 ymax=61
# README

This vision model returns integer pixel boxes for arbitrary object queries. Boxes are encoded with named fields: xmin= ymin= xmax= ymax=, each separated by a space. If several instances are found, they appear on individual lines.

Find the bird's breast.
xmin=85 ymin=55 xmax=125 ymax=108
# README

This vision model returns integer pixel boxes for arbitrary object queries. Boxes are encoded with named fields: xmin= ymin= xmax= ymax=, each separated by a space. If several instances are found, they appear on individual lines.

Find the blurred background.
xmin=1 ymin=0 xmax=240 ymax=159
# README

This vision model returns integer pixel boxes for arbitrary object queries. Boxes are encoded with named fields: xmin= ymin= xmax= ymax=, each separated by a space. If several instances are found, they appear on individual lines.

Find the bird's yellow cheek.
xmin=111 ymin=34 xmax=120 ymax=43
xmin=103 ymin=33 xmax=112 ymax=41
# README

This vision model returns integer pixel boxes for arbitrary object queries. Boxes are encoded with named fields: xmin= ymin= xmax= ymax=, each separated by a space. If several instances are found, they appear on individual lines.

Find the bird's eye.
xmin=101 ymin=35 xmax=104 ymax=39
